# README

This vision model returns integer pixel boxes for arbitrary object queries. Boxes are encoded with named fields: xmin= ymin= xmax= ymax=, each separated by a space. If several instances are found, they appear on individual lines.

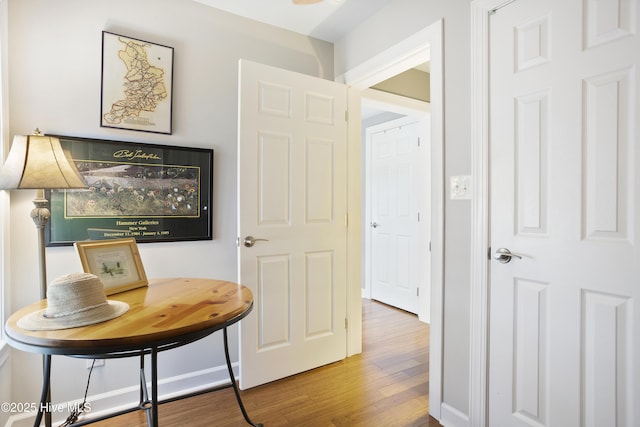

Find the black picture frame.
xmin=46 ymin=135 xmax=213 ymax=246
xmin=100 ymin=31 xmax=174 ymax=134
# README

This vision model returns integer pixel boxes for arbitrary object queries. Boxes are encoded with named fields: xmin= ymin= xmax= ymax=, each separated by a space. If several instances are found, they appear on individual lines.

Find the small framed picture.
xmin=74 ymin=237 xmax=148 ymax=295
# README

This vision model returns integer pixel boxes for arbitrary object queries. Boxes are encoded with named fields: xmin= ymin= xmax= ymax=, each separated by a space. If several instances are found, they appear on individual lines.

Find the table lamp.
xmin=0 ymin=130 xmax=87 ymax=299
xmin=0 ymin=130 xmax=86 ymax=427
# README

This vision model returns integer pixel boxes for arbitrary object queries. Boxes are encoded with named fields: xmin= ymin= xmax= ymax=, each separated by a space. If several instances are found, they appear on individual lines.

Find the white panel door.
xmin=368 ymin=116 xmax=429 ymax=314
xmin=237 ymin=59 xmax=347 ymax=389
xmin=489 ymin=1 xmax=639 ymax=426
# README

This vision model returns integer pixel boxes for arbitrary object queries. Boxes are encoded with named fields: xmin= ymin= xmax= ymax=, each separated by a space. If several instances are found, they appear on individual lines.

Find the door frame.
xmin=469 ymin=1 xmax=514 ymax=426
xmin=338 ymin=19 xmax=444 ymax=420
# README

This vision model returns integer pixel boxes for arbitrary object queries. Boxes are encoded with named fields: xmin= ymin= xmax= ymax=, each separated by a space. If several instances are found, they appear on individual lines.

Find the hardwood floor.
xmin=93 ymin=299 xmax=440 ymax=426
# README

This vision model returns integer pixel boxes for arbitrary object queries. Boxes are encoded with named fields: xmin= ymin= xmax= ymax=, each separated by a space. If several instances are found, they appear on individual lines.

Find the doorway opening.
xmin=338 ymin=19 xmax=443 ymax=420
xmin=362 ymin=92 xmax=430 ymax=320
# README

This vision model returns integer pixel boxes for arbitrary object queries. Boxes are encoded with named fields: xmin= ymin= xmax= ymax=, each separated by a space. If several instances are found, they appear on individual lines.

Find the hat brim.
xmin=17 ymin=300 xmax=129 ymax=331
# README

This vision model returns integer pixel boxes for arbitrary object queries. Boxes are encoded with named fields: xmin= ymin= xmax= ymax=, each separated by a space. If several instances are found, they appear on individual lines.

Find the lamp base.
xmin=30 ymin=190 xmax=50 ymax=300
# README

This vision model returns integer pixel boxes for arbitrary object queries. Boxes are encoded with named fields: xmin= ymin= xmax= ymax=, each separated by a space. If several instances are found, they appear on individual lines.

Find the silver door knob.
xmin=243 ymin=236 xmax=269 ymax=248
xmin=493 ymin=247 xmax=522 ymax=264
xmin=370 ymin=222 xmax=380 ymax=228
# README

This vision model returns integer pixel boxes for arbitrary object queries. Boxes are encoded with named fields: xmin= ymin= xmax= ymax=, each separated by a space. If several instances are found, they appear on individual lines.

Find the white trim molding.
xmin=0 ymin=0 xmax=10 ymax=373
xmin=469 ymin=1 xmax=505 ymax=426
xmin=5 ymin=362 xmax=235 ymax=427
xmin=336 ymin=26 xmax=432 ymax=89
xmin=441 ymin=402 xmax=471 ymax=427
xmin=425 ymin=20 xmax=444 ymax=421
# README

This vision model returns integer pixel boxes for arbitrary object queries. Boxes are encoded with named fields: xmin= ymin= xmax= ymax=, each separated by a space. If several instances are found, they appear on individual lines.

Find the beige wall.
xmin=372 ymin=69 xmax=430 ymax=102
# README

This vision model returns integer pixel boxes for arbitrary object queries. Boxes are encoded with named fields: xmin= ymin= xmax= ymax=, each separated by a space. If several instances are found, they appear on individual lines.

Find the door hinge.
xmin=345 ymin=213 xmax=348 ymax=227
xmin=418 ymin=137 xmax=421 ymax=147
xmin=345 ymin=110 xmax=348 ymax=122
xmin=417 ymin=288 xmax=420 ymax=297
xmin=345 ymin=318 xmax=348 ymax=330
xmin=417 ymin=212 xmax=421 ymax=222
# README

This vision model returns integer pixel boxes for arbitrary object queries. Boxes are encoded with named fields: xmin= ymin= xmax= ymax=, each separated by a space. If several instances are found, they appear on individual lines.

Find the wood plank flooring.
xmin=93 ymin=299 xmax=440 ymax=426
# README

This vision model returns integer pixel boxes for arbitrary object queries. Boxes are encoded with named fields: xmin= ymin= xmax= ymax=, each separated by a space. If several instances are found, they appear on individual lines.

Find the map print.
xmin=101 ymin=32 xmax=173 ymax=134
xmin=103 ymin=38 xmax=167 ymax=126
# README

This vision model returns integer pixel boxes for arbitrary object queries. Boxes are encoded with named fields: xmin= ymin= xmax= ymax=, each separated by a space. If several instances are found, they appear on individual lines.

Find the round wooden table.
xmin=4 ymin=278 xmax=261 ymax=427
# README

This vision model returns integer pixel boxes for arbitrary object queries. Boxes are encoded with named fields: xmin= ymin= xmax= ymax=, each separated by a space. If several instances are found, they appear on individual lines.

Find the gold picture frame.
xmin=74 ymin=238 xmax=148 ymax=295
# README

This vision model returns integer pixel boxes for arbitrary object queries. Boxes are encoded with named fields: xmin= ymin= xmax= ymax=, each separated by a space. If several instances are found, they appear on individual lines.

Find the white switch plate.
xmin=450 ymin=175 xmax=472 ymax=200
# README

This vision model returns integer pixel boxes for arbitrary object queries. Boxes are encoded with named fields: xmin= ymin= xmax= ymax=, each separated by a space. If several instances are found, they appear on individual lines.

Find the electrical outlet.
xmin=87 ymin=359 xmax=105 ymax=369
xmin=450 ymin=175 xmax=472 ymax=200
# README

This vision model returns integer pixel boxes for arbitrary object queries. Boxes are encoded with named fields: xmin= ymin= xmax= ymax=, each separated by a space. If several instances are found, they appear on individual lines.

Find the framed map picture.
xmin=101 ymin=31 xmax=174 ymax=134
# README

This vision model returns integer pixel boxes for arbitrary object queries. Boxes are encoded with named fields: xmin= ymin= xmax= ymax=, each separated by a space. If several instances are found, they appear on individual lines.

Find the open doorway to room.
xmin=340 ymin=19 xmax=443 ymax=420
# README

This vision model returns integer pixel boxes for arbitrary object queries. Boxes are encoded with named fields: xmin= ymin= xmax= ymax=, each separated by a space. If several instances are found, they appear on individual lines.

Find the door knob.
xmin=370 ymin=222 xmax=380 ymax=228
xmin=493 ymin=247 xmax=522 ymax=264
xmin=243 ymin=236 xmax=269 ymax=248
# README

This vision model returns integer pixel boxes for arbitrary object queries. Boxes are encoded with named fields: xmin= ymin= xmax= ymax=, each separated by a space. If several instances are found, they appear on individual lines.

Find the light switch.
xmin=450 ymin=175 xmax=471 ymax=200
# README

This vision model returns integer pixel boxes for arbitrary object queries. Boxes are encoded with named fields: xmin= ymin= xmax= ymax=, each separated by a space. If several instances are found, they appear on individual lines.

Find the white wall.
xmin=3 ymin=0 xmax=333 ymax=423
xmin=336 ymin=0 xmax=474 ymax=424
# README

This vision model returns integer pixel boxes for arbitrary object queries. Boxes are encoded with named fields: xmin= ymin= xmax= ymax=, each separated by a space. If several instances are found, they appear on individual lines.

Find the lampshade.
xmin=0 ymin=135 xmax=86 ymax=190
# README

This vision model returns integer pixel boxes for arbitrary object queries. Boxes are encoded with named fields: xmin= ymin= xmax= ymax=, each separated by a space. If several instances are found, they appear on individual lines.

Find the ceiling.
xmin=193 ymin=0 xmax=397 ymax=43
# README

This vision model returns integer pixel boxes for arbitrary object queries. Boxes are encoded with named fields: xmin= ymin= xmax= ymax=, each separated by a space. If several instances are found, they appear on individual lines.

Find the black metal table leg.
xmin=151 ymin=348 xmax=159 ymax=427
xmin=223 ymin=327 xmax=263 ymax=427
xmin=139 ymin=355 xmax=153 ymax=427
xmin=139 ymin=355 xmax=145 ymax=406
xmin=34 ymin=354 xmax=52 ymax=427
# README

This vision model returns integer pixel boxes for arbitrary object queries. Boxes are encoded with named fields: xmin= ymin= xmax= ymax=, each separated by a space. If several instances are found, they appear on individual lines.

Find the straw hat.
xmin=17 ymin=272 xmax=129 ymax=331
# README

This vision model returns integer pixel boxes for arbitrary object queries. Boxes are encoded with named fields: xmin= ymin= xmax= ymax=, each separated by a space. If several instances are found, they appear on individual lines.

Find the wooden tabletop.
xmin=4 ymin=278 xmax=253 ymax=356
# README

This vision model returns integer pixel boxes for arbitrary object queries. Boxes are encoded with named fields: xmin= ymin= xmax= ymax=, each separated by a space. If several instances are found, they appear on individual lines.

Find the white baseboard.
xmin=6 ymin=362 xmax=235 ymax=427
xmin=440 ymin=402 xmax=470 ymax=427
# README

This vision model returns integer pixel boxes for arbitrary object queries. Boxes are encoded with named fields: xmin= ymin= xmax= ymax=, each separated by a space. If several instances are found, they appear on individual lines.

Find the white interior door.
xmin=489 ymin=1 xmax=639 ymax=425
xmin=367 ymin=116 xmax=429 ymax=314
xmin=237 ymin=59 xmax=348 ymax=389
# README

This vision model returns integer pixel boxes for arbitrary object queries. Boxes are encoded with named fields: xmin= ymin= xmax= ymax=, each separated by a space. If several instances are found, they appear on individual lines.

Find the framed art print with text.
xmin=46 ymin=135 xmax=213 ymax=246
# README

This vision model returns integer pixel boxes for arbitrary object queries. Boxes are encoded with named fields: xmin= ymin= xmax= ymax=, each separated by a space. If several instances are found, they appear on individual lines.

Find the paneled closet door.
xmin=489 ymin=0 xmax=639 ymax=425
